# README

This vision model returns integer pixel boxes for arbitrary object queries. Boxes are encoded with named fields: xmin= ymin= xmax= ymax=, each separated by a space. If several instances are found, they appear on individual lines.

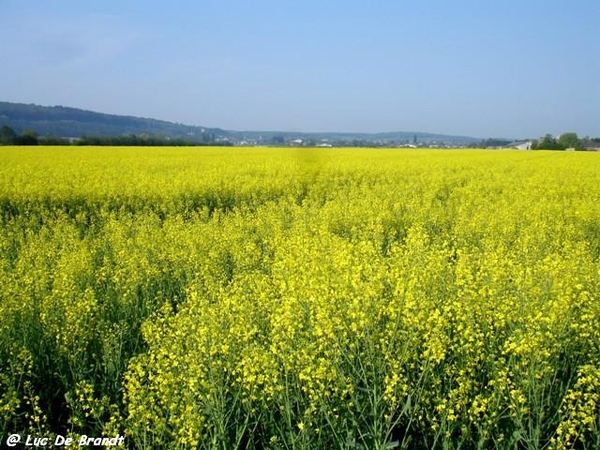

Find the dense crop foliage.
xmin=1 ymin=146 xmax=599 ymax=449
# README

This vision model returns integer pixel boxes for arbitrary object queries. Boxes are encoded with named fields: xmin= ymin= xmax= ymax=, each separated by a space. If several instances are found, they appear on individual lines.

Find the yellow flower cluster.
xmin=0 ymin=146 xmax=599 ymax=448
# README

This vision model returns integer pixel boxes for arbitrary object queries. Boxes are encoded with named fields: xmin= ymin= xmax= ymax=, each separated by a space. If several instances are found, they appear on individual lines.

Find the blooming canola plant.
xmin=0 ymin=146 xmax=599 ymax=449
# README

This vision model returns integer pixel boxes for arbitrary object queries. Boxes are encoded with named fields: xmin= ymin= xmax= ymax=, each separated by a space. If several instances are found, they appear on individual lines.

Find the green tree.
xmin=38 ymin=135 xmax=71 ymax=145
xmin=558 ymin=132 xmax=581 ymax=150
xmin=537 ymin=134 xmax=560 ymax=150
xmin=15 ymin=129 xmax=39 ymax=145
xmin=0 ymin=125 xmax=17 ymax=144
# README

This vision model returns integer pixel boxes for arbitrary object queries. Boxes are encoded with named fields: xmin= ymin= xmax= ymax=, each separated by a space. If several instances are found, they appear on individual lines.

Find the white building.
xmin=509 ymin=141 xmax=533 ymax=150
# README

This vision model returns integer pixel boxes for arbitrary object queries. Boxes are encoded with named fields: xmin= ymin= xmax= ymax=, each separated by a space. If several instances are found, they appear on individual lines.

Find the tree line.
xmin=532 ymin=133 xmax=587 ymax=150
xmin=473 ymin=133 xmax=599 ymax=150
xmin=0 ymin=125 xmax=232 ymax=147
xmin=1 ymin=125 xmax=41 ymax=145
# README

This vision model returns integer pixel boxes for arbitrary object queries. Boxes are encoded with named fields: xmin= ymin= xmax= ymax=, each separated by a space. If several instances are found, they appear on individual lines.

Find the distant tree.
xmin=578 ymin=136 xmax=600 ymax=151
xmin=270 ymin=135 xmax=285 ymax=145
xmin=75 ymin=134 xmax=218 ymax=147
xmin=558 ymin=132 xmax=582 ymax=150
xmin=38 ymin=135 xmax=72 ymax=145
xmin=352 ymin=139 xmax=367 ymax=147
xmin=0 ymin=125 xmax=17 ymax=144
xmin=537 ymin=134 xmax=561 ymax=150
xmin=14 ymin=129 xmax=39 ymax=145
xmin=478 ymin=138 xmax=512 ymax=148
xmin=201 ymin=131 xmax=214 ymax=144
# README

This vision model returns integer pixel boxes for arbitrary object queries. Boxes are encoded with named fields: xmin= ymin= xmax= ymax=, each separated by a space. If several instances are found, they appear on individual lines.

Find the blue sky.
xmin=1 ymin=0 xmax=598 ymax=138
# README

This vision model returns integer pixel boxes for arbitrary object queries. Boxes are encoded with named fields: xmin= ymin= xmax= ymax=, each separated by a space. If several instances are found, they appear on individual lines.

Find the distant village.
xmin=222 ymin=133 xmax=600 ymax=151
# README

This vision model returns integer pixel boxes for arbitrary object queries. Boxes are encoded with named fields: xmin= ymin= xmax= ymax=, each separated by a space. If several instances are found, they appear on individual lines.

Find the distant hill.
xmin=0 ymin=102 xmax=227 ymax=141
xmin=0 ymin=101 xmax=481 ymax=145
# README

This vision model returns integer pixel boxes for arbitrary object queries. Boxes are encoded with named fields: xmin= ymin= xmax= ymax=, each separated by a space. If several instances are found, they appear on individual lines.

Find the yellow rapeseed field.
xmin=0 ymin=146 xmax=599 ymax=449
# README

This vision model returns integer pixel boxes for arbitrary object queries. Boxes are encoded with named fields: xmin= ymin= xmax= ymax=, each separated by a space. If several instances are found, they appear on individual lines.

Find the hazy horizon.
xmin=1 ymin=0 xmax=598 ymax=138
